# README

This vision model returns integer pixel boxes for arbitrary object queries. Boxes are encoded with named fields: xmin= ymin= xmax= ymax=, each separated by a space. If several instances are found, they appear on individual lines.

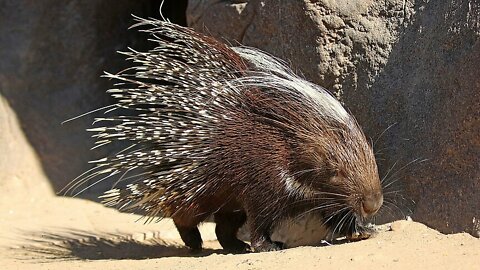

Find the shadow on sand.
xmin=10 ymin=228 xmax=222 ymax=261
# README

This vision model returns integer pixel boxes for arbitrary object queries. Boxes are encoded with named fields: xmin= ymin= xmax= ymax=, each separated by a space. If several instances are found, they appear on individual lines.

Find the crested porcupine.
xmin=64 ymin=17 xmax=383 ymax=253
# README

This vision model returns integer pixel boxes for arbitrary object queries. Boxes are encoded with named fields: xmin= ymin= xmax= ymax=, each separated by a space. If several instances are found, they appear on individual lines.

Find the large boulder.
xmin=187 ymin=0 xmax=480 ymax=236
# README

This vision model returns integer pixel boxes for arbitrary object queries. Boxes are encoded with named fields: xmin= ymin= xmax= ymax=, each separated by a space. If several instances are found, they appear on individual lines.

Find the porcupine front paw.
xmin=347 ymin=223 xmax=376 ymax=241
xmin=251 ymin=237 xmax=284 ymax=252
xmin=214 ymin=211 xmax=250 ymax=253
xmin=221 ymin=238 xmax=252 ymax=253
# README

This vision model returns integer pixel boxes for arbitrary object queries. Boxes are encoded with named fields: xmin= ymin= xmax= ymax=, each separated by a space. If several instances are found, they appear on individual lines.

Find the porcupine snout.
xmin=360 ymin=192 xmax=383 ymax=218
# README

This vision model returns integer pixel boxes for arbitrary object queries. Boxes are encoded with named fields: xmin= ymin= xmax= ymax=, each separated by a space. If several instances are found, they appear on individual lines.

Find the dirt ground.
xmin=1 ymin=186 xmax=479 ymax=270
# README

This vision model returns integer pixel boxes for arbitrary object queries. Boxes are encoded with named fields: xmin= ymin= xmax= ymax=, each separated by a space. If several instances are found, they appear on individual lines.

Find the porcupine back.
xmin=67 ymin=17 xmax=246 ymax=220
xmin=66 ymin=17 xmax=378 ymax=228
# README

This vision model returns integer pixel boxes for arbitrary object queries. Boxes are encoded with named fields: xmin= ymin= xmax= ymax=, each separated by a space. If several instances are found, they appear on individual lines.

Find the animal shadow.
xmin=10 ymin=228 xmax=220 ymax=261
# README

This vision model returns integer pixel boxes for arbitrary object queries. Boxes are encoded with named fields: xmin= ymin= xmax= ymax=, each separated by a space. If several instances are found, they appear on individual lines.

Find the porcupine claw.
xmin=346 ymin=223 xmax=377 ymax=241
xmin=252 ymin=240 xmax=285 ymax=252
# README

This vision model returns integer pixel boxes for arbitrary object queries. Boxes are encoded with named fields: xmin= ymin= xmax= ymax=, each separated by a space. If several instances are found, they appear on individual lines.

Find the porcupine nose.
xmin=361 ymin=193 xmax=383 ymax=218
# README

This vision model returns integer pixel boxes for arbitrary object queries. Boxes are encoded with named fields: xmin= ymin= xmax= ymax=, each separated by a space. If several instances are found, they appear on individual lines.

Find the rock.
xmin=0 ymin=95 xmax=53 ymax=202
xmin=0 ymin=1 xmax=171 ymax=196
xmin=187 ymin=0 xmax=480 ymax=237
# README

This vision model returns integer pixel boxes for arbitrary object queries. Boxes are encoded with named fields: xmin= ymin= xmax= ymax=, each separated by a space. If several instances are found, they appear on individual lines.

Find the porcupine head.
xmin=69 ymin=17 xmax=383 ymax=253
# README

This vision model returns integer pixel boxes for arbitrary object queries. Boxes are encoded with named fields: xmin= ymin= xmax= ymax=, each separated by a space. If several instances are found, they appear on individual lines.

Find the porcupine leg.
xmin=246 ymin=212 xmax=285 ymax=252
xmin=173 ymin=215 xmax=204 ymax=252
xmin=214 ymin=211 xmax=250 ymax=252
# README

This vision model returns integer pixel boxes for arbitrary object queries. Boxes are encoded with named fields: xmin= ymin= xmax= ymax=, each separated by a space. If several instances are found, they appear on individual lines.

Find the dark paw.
xmin=188 ymin=246 xmax=203 ymax=254
xmin=252 ymin=241 xmax=284 ymax=252
xmin=222 ymin=239 xmax=252 ymax=253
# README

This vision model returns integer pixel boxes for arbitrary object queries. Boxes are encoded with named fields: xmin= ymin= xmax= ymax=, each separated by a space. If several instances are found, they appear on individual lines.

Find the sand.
xmin=1 ymin=187 xmax=478 ymax=270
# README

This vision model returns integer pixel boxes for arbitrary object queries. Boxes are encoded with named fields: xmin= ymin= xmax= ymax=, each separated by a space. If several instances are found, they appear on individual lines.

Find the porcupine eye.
xmin=329 ymin=169 xmax=345 ymax=185
xmin=303 ymin=165 xmax=342 ymax=194
xmin=323 ymin=169 xmax=353 ymax=202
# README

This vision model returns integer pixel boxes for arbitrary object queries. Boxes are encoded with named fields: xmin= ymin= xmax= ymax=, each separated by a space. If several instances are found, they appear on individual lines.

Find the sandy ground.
xmin=1 ymin=190 xmax=479 ymax=270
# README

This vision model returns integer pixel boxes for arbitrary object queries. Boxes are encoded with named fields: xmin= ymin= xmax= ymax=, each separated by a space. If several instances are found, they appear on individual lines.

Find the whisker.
xmin=377 ymin=204 xmax=397 ymax=220
xmin=373 ymin=122 xmax=397 ymax=147
xmin=383 ymin=158 xmax=429 ymax=188
xmin=382 ymin=176 xmax=405 ymax=190
xmin=295 ymin=203 xmax=342 ymax=221
xmin=383 ymin=200 xmax=409 ymax=219
xmin=381 ymin=160 xmax=399 ymax=184
xmin=334 ymin=209 xmax=351 ymax=237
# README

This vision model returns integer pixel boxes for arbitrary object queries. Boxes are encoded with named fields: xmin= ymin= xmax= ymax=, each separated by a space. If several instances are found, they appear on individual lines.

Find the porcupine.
xmin=65 ymin=17 xmax=384 ymax=253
